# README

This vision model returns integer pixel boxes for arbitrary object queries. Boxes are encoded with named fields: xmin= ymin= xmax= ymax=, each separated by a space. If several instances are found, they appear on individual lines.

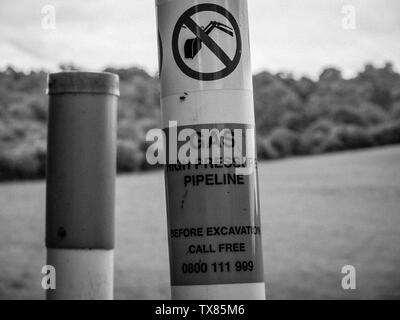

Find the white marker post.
xmin=156 ymin=0 xmax=266 ymax=299
xmin=46 ymin=72 xmax=119 ymax=300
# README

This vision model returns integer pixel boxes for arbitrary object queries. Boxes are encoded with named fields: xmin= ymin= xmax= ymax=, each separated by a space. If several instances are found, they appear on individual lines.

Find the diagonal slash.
xmin=183 ymin=17 xmax=233 ymax=67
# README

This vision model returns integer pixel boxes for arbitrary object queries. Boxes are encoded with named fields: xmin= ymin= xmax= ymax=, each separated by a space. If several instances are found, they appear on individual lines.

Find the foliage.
xmin=0 ymin=62 xmax=399 ymax=180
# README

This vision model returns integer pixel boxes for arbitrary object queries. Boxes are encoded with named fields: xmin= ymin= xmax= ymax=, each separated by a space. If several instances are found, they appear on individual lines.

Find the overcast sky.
xmin=0 ymin=0 xmax=399 ymax=78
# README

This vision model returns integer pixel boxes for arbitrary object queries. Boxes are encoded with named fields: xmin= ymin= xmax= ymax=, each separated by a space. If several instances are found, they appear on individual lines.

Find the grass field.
xmin=1 ymin=146 xmax=400 ymax=299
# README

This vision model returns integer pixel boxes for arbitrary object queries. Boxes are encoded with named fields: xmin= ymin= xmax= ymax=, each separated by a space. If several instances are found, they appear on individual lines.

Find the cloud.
xmin=0 ymin=0 xmax=399 ymax=78
xmin=0 ymin=0 xmax=158 ymax=72
xmin=248 ymin=0 xmax=400 ymax=77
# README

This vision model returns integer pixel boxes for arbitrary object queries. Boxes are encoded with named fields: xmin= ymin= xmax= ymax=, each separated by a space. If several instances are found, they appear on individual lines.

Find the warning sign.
xmin=156 ymin=0 xmax=265 ymax=298
xmin=156 ymin=0 xmax=252 ymax=98
xmin=164 ymin=124 xmax=264 ymax=286
xmin=172 ymin=4 xmax=242 ymax=81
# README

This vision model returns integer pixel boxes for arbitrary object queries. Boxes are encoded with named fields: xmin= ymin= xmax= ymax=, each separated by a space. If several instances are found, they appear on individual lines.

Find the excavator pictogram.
xmin=184 ymin=21 xmax=234 ymax=59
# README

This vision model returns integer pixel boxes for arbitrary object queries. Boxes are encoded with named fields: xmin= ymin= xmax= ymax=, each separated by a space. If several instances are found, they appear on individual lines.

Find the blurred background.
xmin=0 ymin=0 xmax=399 ymax=299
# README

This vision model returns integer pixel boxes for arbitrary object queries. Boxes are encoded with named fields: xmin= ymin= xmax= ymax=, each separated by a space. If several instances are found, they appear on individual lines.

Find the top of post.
xmin=156 ymin=0 xmax=177 ymax=6
xmin=47 ymin=71 xmax=120 ymax=96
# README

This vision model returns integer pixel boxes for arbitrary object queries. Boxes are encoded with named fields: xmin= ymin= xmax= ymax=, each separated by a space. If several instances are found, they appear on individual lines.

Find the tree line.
xmin=0 ymin=62 xmax=399 ymax=181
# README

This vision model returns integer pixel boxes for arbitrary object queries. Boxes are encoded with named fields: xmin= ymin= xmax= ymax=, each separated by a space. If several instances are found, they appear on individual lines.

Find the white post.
xmin=45 ymin=72 xmax=119 ymax=300
xmin=156 ymin=0 xmax=266 ymax=299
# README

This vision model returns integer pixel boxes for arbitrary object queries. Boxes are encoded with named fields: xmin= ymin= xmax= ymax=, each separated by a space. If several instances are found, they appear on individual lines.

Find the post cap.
xmin=47 ymin=71 xmax=120 ymax=96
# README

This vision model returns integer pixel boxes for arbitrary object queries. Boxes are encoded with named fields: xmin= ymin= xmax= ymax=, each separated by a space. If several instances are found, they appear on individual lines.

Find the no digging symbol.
xmin=172 ymin=4 xmax=242 ymax=81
